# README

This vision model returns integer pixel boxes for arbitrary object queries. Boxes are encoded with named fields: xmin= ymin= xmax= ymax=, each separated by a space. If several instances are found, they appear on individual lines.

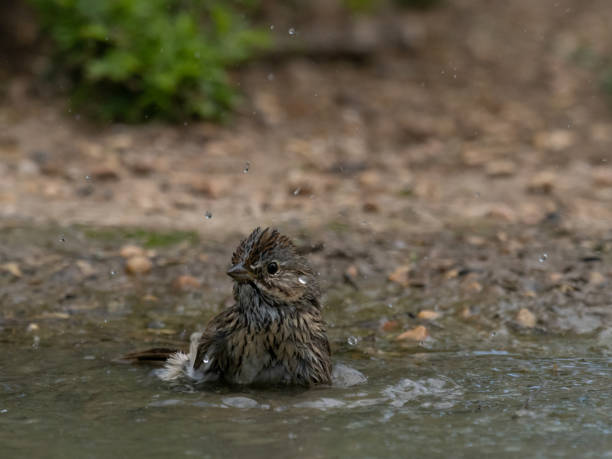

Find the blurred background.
xmin=2 ymin=1 xmax=612 ymax=456
xmin=1 ymin=0 xmax=611 ymax=234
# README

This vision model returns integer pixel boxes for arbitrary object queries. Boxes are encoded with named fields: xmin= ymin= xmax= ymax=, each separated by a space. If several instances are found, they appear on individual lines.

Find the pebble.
xmin=1 ymin=262 xmax=22 ymax=277
xmin=417 ymin=310 xmax=441 ymax=320
xmin=533 ymin=129 xmax=575 ymax=151
xmin=527 ymin=171 xmax=557 ymax=194
xmin=362 ymin=201 xmax=379 ymax=213
xmin=485 ymin=160 xmax=517 ymax=177
xmin=589 ymin=271 xmax=606 ymax=286
xmin=592 ymin=167 xmax=612 ymax=188
xmin=381 ymin=320 xmax=400 ymax=332
xmin=173 ymin=275 xmax=201 ymax=290
xmin=76 ymin=260 xmax=96 ymax=277
xmin=388 ymin=265 xmax=411 ymax=287
xmin=90 ymin=164 xmax=120 ymax=181
xmin=516 ymin=308 xmax=536 ymax=328
xmin=125 ymin=256 xmax=153 ymax=275
xmin=396 ymin=325 xmax=428 ymax=341
xmin=120 ymin=245 xmax=145 ymax=259
xmin=186 ymin=177 xmax=225 ymax=198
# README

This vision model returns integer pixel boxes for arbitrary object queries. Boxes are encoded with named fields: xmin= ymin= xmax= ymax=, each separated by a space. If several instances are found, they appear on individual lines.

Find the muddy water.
xmin=2 ymin=315 xmax=612 ymax=457
xmin=2 ymin=226 xmax=612 ymax=457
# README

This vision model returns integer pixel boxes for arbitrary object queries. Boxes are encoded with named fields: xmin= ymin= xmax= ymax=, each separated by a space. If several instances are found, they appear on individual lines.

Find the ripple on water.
xmin=382 ymin=377 xmax=463 ymax=408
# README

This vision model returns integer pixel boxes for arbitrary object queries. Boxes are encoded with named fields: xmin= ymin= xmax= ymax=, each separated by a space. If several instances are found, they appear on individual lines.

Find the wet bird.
xmin=129 ymin=227 xmax=332 ymax=386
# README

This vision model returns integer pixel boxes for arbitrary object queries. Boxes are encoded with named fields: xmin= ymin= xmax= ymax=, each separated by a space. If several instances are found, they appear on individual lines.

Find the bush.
xmin=344 ymin=0 xmax=442 ymax=13
xmin=29 ymin=0 xmax=269 ymax=122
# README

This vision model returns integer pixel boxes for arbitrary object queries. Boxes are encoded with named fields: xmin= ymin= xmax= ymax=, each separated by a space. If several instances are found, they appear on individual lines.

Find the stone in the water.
xmin=222 ymin=396 xmax=258 ymax=409
xmin=332 ymin=363 xmax=367 ymax=388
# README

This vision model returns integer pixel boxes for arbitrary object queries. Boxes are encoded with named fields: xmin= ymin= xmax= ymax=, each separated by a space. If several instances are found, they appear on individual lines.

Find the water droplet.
xmin=110 ymin=270 xmax=116 ymax=276
xmin=347 ymin=336 xmax=359 ymax=346
xmin=269 ymin=25 xmax=275 ymax=30
xmin=204 ymin=211 xmax=212 ymax=219
xmin=538 ymin=253 xmax=548 ymax=263
xmin=387 ymin=303 xmax=393 ymax=309
xmin=85 ymin=175 xmax=91 ymax=181
xmin=293 ymin=188 xmax=301 ymax=196
xmin=288 ymin=27 xmax=296 ymax=36
xmin=298 ymin=276 xmax=307 ymax=285
xmin=243 ymin=161 xmax=250 ymax=173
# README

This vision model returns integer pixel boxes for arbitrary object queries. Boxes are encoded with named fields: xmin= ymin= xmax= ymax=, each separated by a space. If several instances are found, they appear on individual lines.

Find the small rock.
xmin=486 ymin=204 xmax=517 ymax=222
xmin=388 ymin=265 xmax=411 ymax=287
xmin=466 ymin=235 xmax=486 ymax=247
xmin=592 ymin=167 xmax=612 ymax=188
xmin=534 ymin=129 xmax=575 ymax=151
xmin=125 ymin=256 xmax=152 ymax=275
xmin=358 ymin=171 xmax=384 ymax=192
xmin=527 ymin=171 xmax=557 ymax=194
xmin=26 ymin=323 xmax=39 ymax=333
xmin=345 ymin=264 xmax=359 ymax=279
xmin=548 ymin=272 xmax=564 ymax=284
xmin=417 ymin=310 xmax=441 ymax=320
xmin=460 ymin=306 xmax=474 ymax=319
xmin=362 ymin=201 xmax=379 ymax=213
xmin=589 ymin=271 xmax=606 ymax=286
xmin=1 ymin=262 xmax=22 ymax=277
xmin=173 ymin=275 xmax=201 ymax=290
xmin=186 ymin=177 xmax=225 ymax=198
xmin=396 ymin=325 xmax=428 ymax=341
xmin=445 ymin=268 xmax=459 ymax=280
xmin=120 ymin=245 xmax=145 ymax=259
xmin=461 ymin=148 xmax=492 ymax=167
xmin=76 ymin=260 xmax=96 ymax=277
xmin=516 ymin=308 xmax=536 ymax=328
xmin=123 ymin=156 xmax=156 ymax=176
xmin=381 ymin=320 xmax=400 ymax=332
xmin=485 ymin=160 xmax=516 ymax=177
xmin=90 ymin=165 xmax=120 ymax=181
xmin=462 ymin=278 xmax=483 ymax=293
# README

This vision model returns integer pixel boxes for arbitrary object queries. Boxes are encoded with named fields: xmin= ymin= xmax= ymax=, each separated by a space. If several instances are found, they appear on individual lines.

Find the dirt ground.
xmin=1 ymin=0 xmax=611 ymax=345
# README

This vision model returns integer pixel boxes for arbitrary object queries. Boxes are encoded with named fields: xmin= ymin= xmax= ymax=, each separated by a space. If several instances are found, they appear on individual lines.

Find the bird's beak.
xmin=227 ymin=263 xmax=252 ymax=281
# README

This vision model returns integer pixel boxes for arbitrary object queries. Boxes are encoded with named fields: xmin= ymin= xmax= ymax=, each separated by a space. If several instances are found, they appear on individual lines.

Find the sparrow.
xmin=129 ymin=227 xmax=332 ymax=386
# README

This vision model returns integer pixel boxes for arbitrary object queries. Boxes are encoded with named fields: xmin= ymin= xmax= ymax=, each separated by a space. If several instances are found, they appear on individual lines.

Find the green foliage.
xmin=29 ymin=0 xmax=269 ymax=122
xmin=83 ymin=227 xmax=199 ymax=248
xmin=344 ymin=0 xmax=442 ymax=13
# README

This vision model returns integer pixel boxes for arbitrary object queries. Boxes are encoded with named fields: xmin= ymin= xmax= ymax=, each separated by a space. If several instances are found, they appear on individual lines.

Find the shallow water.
xmin=2 ymin=330 xmax=612 ymax=458
xmin=2 ymin=225 xmax=611 ymax=457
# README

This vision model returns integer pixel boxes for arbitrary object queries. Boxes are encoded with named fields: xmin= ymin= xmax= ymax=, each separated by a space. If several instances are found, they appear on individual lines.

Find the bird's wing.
xmin=193 ymin=307 xmax=239 ymax=369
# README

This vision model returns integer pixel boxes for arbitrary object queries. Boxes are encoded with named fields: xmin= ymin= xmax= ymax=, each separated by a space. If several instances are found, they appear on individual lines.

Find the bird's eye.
xmin=267 ymin=261 xmax=279 ymax=275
